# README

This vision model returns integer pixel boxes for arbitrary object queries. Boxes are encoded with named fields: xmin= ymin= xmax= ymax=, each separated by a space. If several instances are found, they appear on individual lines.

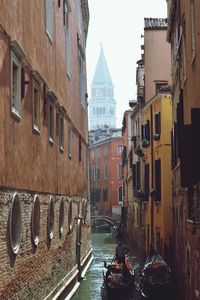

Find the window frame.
xmin=64 ymin=1 xmax=72 ymax=77
xmin=68 ymin=126 xmax=72 ymax=159
xmin=31 ymin=195 xmax=40 ymax=246
xmin=58 ymin=106 xmax=66 ymax=152
xmin=47 ymin=197 xmax=54 ymax=240
xmin=118 ymin=162 xmax=123 ymax=179
xmin=117 ymin=145 xmax=124 ymax=155
xmin=47 ymin=91 xmax=57 ymax=145
xmin=118 ymin=186 xmax=123 ymax=204
xmin=45 ymin=0 xmax=53 ymax=42
xmin=32 ymin=79 xmax=41 ymax=134
xmin=78 ymin=43 xmax=86 ymax=110
xmin=9 ymin=193 xmax=22 ymax=254
xmin=11 ymin=52 xmax=22 ymax=120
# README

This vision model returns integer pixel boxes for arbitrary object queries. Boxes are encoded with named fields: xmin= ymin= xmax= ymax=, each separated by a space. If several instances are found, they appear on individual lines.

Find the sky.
xmin=86 ymin=0 xmax=167 ymax=128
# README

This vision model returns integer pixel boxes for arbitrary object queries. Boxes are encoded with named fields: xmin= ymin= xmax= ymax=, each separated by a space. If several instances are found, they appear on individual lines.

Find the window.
xmin=76 ymin=0 xmax=82 ymax=32
xmin=118 ymin=186 xmax=123 ymax=203
xmin=31 ymin=195 xmax=40 ymax=246
xmin=45 ymin=0 xmax=53 ymax=40
xmin=78 ymin=41 xmax=86 ymax=109
xmin=118 ymin=145 xmax=123 ymax=154
xmin=47 ymin=197 xmax=54 ymax=240
xmin=11 ymin=52 xmax=21 ymax=118
xmin=68 ymin=126 xmax=72 ymax=159
xmin=9 ymin=193 xmax=22 ymax=254
xmin=64 ymin=1 xmax=71 ymax=76
xmin=68 ymin=201 xmax=73 ymax=232
xmin=118 ymin=162 xmax=123 ymax=179
xmin=47 ymin=91 xmax=57 ymax=144
xmin=33 ymin=80 xmax=40 ymax=133
xmin=154 ymin=112 xmax=161 ymax=139
xmin=10 ymin=41 xmax=26 ymax=120
xmin=49 ymin=102 xmax=54 ymax=143
xmin=190 ymin=0 xmax=196 ymax=60
xmin=136 ymin=161 xmax=141 ymax=191
xmin=142 ymin=120 xmax=150 ymax=147
xmin=155 ymin=159 xmax=161 ymax=202
xmin=145 ymin=120 xmax=150 ymax=140
xmin=122 ymin=146 xmax=127 ymax=167
xmin=59 ymin=198 xmax=64 ymax=236
xmin=59 ymin=107 xmax=66 ymax=152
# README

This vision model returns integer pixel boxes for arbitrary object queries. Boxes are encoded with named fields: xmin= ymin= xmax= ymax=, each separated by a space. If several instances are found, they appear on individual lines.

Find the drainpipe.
xmin=150 ymin=104 xmax=154 ymax=248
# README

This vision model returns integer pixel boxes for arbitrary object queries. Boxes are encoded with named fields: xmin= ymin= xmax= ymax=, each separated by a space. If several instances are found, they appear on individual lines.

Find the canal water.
xmin=72 ymin=232 xmax=141 ymax=300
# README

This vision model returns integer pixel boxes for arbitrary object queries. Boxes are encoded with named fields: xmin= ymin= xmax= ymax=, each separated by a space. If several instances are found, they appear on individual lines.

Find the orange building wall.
xmin=0 ymin=0 xmax=88 ymax=196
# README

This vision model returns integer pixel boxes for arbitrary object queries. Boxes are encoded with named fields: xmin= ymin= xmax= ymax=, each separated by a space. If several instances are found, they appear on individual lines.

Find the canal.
xmin=72 ymin=232 xmax=141 ymax=300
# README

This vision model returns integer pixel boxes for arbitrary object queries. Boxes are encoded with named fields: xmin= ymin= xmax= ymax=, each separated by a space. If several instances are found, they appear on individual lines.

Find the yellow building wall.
xmin=143 ymin=95 xmax=172 ymax=255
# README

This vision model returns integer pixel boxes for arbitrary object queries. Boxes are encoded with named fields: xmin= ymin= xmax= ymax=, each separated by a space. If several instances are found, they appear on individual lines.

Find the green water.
xmin=72 ymin=232 xmax=117 ymax=300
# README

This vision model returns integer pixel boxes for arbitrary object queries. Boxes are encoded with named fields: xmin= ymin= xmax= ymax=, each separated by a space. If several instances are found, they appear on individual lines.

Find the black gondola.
xmin=140 ymin=250 xmax=171 ymax=299
xmin=101 ymin=259 xmax=135 ymax=300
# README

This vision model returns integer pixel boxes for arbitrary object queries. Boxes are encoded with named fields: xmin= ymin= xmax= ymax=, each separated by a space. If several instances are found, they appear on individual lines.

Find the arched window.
xmin=68 ymin=201 xmax=73 ymax=232
xmin=31 ymin=195 xmax=40 ymax=246
xmin=9 ymin=193 xmax=22 ymax=254
xmin=47 ymin=197 xmax=54 ymax=240
xmin=59 ymin=198 xmax=64 ymax=236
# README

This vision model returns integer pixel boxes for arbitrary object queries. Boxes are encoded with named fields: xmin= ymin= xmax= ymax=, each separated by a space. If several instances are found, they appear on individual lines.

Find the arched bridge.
xmin=91 ymin=215 xmax=118 ymax=226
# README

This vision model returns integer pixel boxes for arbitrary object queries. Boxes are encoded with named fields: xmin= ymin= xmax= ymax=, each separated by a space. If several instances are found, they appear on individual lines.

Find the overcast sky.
xmin=86 ymin=0 xmax=167 ymax=128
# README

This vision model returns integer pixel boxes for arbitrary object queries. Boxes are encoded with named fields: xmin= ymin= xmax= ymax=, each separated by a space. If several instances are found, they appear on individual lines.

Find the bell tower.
xmin=89 ymin=47 xmax=116 ymax=130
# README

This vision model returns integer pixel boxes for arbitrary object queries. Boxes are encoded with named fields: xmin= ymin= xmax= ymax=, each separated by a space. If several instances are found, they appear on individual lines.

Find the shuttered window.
xmin=118 ymin=186 xmax=123 ymax=203
xmin=155 ymin=112 xmax=161 ymax=135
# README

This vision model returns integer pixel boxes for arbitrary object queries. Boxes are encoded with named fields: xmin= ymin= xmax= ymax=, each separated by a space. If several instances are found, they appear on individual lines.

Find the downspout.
xmin=150 ymin=104 xmax=154 ymax=248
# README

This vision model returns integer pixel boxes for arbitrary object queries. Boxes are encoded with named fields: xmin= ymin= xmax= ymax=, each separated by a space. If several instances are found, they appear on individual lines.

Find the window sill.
xmin=11 ymin=107 xmax=21 ymax=122
xmin=48 ymin=137 xmax=54 ymax=145
xmin=46 ymin=31 xmax=53 ymax=44
xmin=60 ymin=146 xmax=64 ymax=153
xmin=33 ymin=124 xmax=40 ymax=135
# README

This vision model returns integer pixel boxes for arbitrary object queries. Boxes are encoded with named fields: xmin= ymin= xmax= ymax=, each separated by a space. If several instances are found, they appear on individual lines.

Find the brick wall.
xmin=0 ymin=191 xmax=91 ymax=300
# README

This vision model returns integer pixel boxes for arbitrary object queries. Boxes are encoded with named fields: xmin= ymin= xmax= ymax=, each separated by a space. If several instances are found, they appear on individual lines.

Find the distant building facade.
xmin=89 ymin=129 xmax=123 ymax=217
xmin=0 ymin=1 xmax=92 ymax=299
xmin=89 ymin=47 xmax=116 ymax=130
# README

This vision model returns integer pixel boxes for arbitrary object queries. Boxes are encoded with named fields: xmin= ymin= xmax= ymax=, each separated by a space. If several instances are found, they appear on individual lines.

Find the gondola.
xmin=140 ymin=250 xmax=171 ymax=299
xmin=101 ymin=259 xmax=135 ymax=300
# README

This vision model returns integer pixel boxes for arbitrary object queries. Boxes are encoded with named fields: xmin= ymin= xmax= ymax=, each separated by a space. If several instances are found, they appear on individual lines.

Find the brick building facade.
xmin=89 ymin=129 xmax=123 ymax=217
xmin=0 ymin=1 xmax=92 ymax=299
xmin=167 ymin=1 xmax=200 ymax=299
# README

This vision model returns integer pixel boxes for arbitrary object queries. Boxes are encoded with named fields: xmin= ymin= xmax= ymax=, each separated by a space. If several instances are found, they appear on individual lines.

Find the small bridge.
xmin=91 ymin=215 xmax=118 ymax=226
